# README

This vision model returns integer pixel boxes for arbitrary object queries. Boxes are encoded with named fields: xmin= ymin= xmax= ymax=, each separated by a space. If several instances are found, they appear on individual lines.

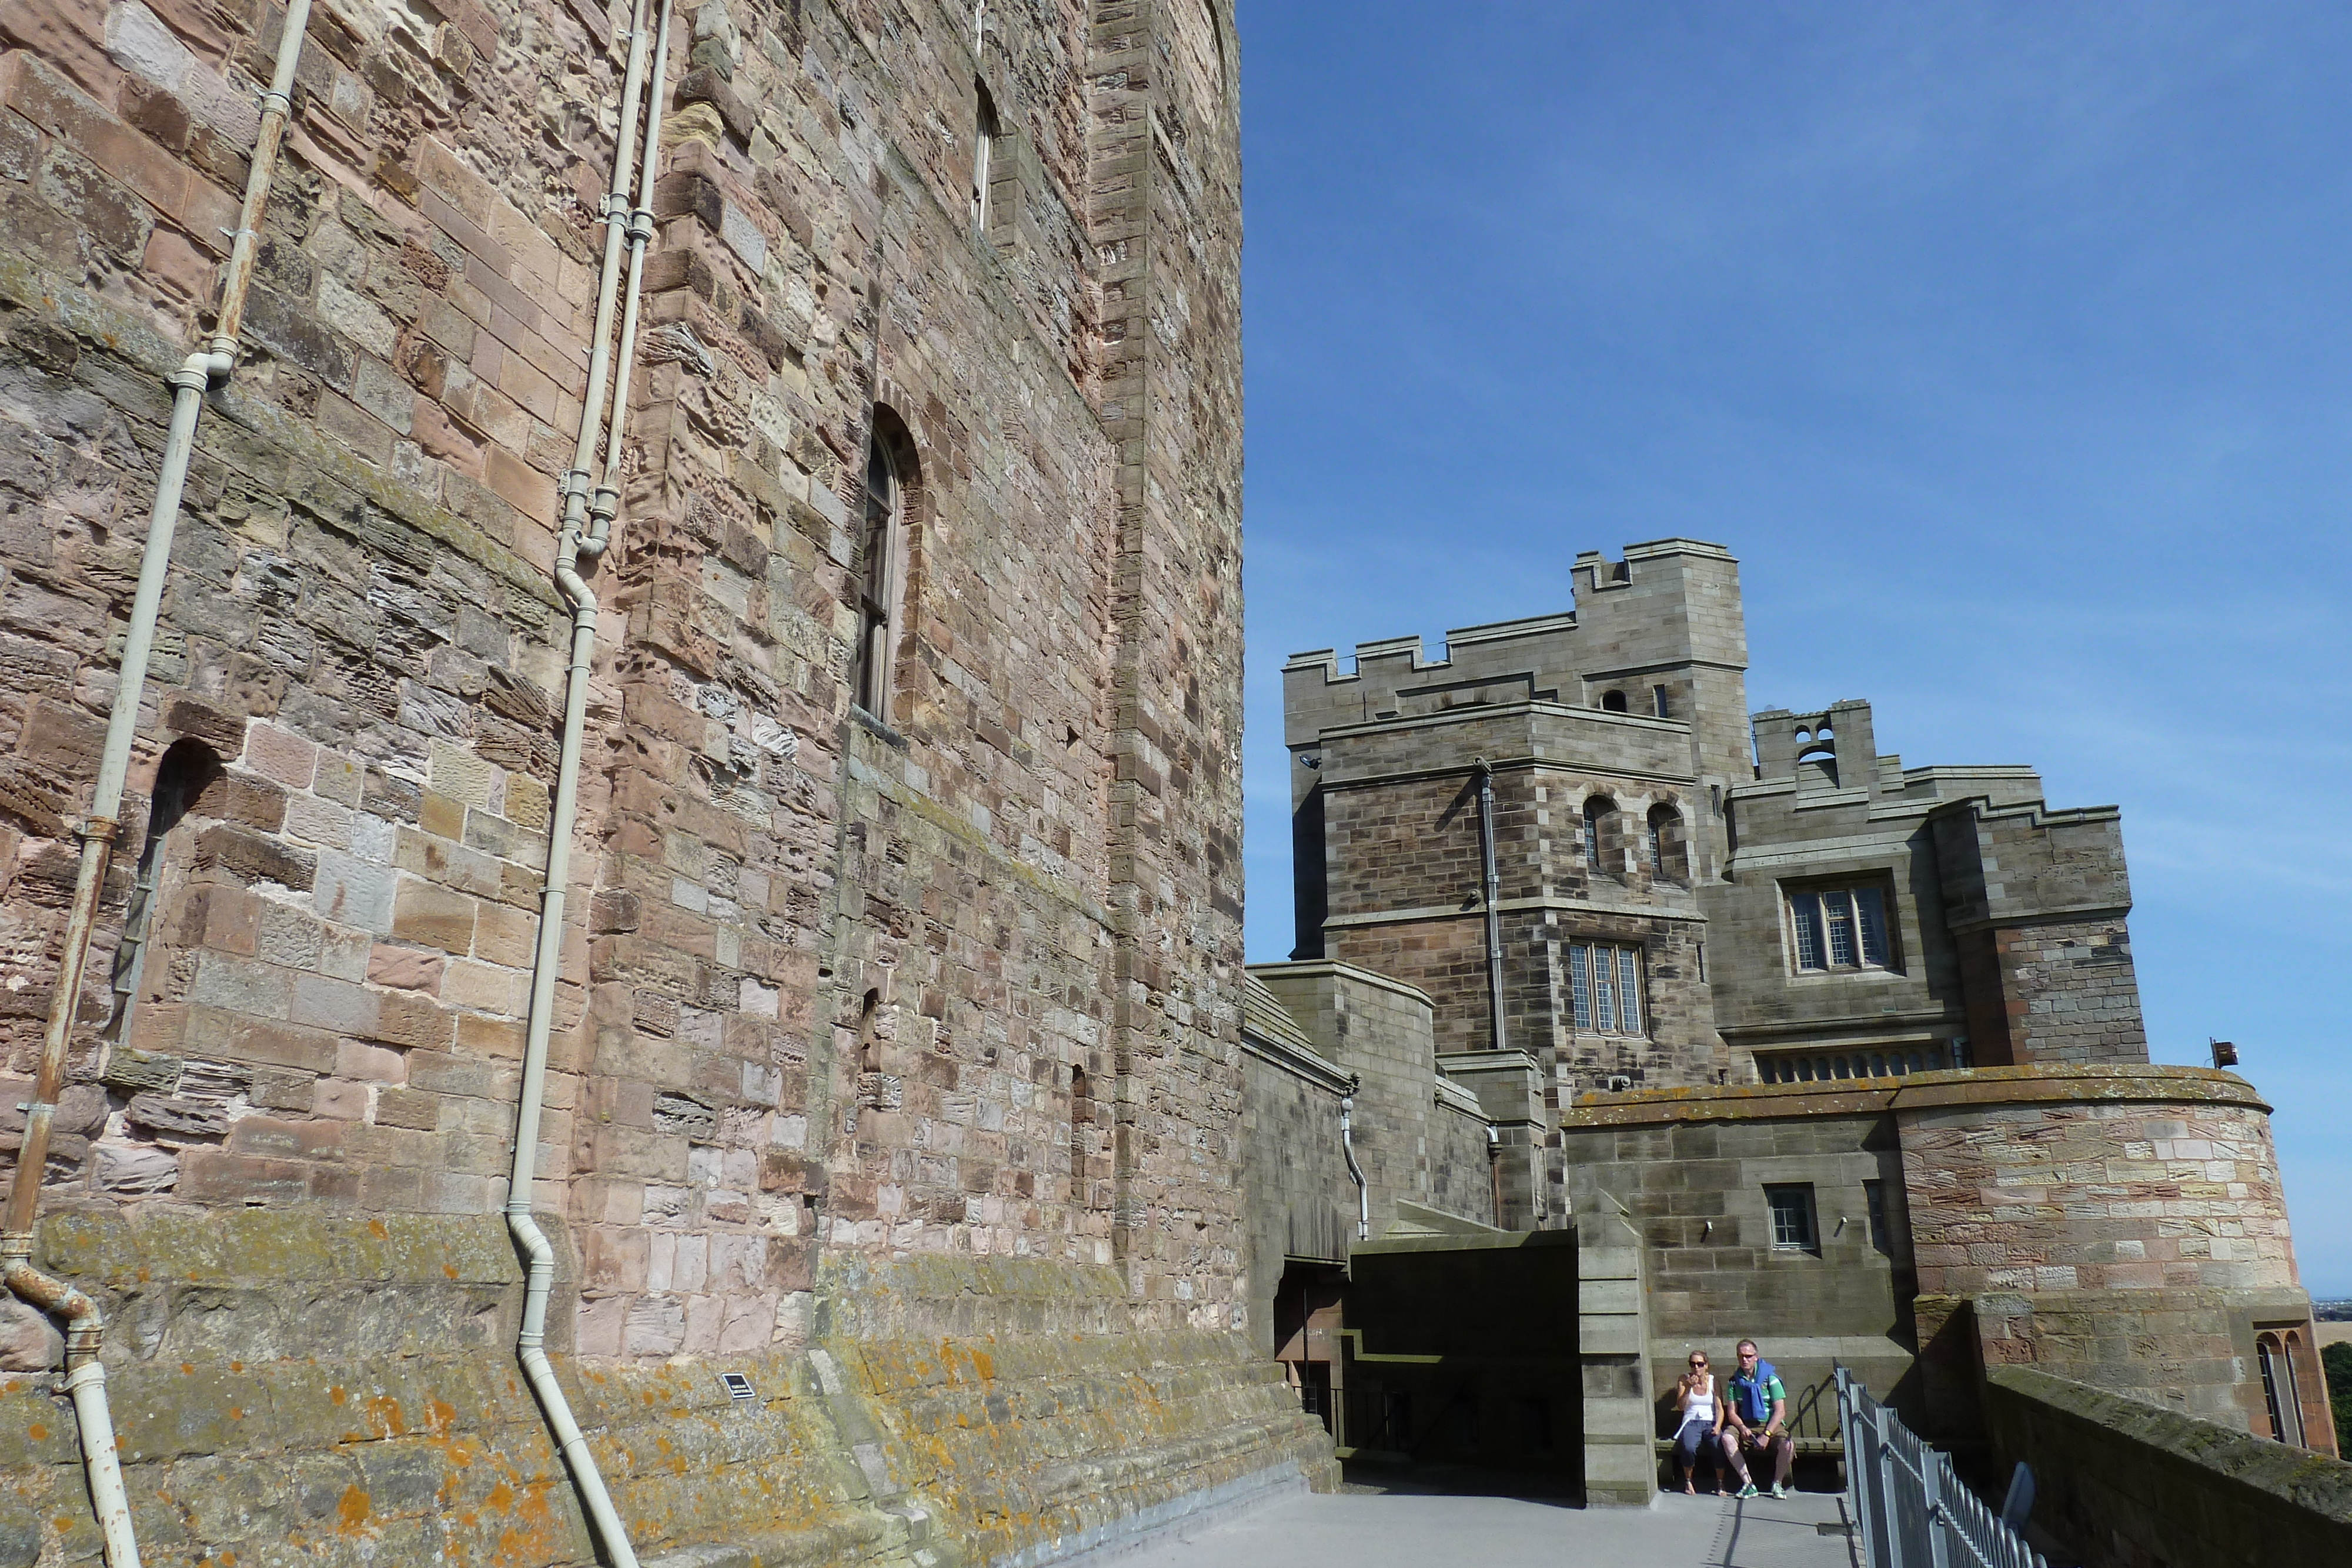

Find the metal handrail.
xmin=1836 ymin=1366 xmax=2047 ymax=1568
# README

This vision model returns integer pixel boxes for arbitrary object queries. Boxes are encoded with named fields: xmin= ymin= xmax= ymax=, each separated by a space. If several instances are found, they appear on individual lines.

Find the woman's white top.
xmin=1678 ymin=1377 xmax=1717 ymax=1430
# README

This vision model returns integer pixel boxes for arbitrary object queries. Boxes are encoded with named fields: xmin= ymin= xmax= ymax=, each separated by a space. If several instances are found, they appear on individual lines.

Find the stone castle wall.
xmin=1562 ymin=1066 xmax=2323 ymax=1449
xmin=0 ymin=0 xmax=1332 ymax=1558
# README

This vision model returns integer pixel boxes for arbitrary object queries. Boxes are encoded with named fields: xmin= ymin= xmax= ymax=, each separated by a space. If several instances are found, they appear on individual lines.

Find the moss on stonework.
xmin=0 ymin=1211 xmax=1333 ymax=1565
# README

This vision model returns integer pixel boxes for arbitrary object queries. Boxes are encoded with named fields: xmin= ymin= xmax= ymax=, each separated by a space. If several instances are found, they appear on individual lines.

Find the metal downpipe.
xmin=1339 ymin=1081 xmax=1368 ymax=1242
xmin=504 ymin=2 xmax=669 ymax=1561
xmin=3 ymin=6 xmax=315 ymax=1563
xmin=1472 ymin=759 xmax=1507 ymax=1055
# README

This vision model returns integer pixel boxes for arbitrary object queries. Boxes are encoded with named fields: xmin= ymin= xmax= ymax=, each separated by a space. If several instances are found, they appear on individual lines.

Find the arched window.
xmin=106 ymin=738 xmax=224 ymax=1044
xmin=1583 ymin=795 xmax=1615 ymax=872
xmin=1600 ymin=690 xmax=1628 ymax=713
xmin=1646 ymin=804 xmax=1679 ymax=879
xmin=853 ymin=414 xmax=910 ymax=718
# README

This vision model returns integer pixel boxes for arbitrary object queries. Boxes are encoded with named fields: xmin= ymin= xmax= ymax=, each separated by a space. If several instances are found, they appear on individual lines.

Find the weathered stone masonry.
xmin=0 ymin=0 xmax=1329 ymax=1562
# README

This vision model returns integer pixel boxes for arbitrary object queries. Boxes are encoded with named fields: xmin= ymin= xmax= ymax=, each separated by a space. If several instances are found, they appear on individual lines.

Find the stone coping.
xmin=1986 ymin=1366 xmax=2352 ymax=1521
xmin=1561 ymin=1064 xmax=2267 ymax=1129
xmin=1248 ymin=959 xmax=1436 ymax=1010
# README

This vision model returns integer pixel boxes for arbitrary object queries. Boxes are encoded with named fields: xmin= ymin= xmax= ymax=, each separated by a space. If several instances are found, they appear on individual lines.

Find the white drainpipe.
xmin=1 ymin=5 xmax=317 ymax=1563
xmin=1339 ymin=1081 xmax=1368 ymax=1242
xmin=505 ymin=2 xmax=670 ymax=1562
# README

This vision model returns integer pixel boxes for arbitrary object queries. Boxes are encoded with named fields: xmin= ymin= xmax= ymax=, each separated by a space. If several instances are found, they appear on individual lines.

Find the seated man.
xmin=1718 ymin=1338 xmax=1795 ymax=1499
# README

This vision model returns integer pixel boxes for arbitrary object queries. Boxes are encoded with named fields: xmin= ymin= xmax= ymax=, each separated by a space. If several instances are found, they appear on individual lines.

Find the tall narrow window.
xmin=105 ymin=738 xmax=223 ymax=1045
xmin=1646 ymin=804 xmax=1679 ymax=880
xmin=2259 ymin=1337 xmax=2290 ymax=1442
xmin=1854 ymin=887 xmax=1890 ymax=965
xmin=2281 ymin=1336 xmax=2307 ymax=1446
xmin=1864 ymin=1180 xmax=1892 ymax=1255
xmin=1652 ymin=684 xmax=1671 ymax=718
xmin=853 ymin=428 xmax=900 ymax=717
xmin=1569 ymin=945 xmax=1592 ymax=1030
xmin=1825 ymin=891 xmax=1857 ymax=965
xmin=1616 ymin=948 xmax=1641 ymax=1035
xmin=972 ymin=82 xmax=1000 ymax=234
xmin=1070 ymin=1064 xmax=1092 ymax=1207
xmin=1790 ymin=892 xmax=1825 ymax=969
xmin=1583 ymin=796 xmax=1613 ymax=873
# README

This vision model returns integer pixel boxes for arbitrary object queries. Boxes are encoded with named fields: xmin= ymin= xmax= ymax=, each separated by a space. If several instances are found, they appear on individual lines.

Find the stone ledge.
xmin=1563 ymin=1064 xmax=2266 ymax=1128
xmin=1984 ymin=1365 xmax=2352 ymax=1562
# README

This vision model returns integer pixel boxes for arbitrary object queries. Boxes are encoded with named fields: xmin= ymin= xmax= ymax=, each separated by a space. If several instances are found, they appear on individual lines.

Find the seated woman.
xmin=1671 ymin=1350 xmax=1725 ymax=1495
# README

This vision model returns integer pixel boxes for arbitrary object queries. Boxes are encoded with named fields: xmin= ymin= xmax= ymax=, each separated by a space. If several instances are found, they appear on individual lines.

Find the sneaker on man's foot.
xmin=1771 ymin=1483 xmax=1790 ymax=1499
xmin=1736 ymin=1484 xmax=1759 ymax=1499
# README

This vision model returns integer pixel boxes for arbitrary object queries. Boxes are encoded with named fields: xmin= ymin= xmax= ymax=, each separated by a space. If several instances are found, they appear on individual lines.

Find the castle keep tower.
xmin=0 ymin=0 xmax=1329 ymax=1560
xmin=1285 ymin=537 xmax=2156 ymax=1107
xmin=1269 ymin=539 xmax=2330 ymax=1492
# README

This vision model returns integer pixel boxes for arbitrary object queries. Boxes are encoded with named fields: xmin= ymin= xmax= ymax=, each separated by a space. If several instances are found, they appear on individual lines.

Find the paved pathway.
xmin=1085 ymin=1486 xmax=1858 ymax=1568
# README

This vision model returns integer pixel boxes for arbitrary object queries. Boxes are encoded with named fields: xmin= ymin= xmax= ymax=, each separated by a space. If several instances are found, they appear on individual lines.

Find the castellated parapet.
xmin=1286 ymin=539 xmax=2154 ymax=1108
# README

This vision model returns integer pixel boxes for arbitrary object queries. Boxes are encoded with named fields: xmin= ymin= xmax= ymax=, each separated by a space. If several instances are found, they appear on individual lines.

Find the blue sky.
xmin=1235 ymin=2 xmax=2352 ymax=1296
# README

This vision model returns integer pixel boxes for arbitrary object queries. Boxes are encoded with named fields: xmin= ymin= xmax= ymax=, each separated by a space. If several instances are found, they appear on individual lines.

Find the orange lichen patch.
xmin=368 ymin=1220 xmax=389 ymax=1239
xmin=425 ymin=1397 xmax=459 ymax=1435
xmin=362 ymin=1395 xmax=407 ymax=1437
xmin=329 ymin=1385 xmax=348 ymax=1405
xmin=336 ymin=1485 xmax=373 ymax=1533
xmin=444 ymin=1263 xmax=459 ymax=1278
xmin=486 ymin=1481 xmax=514 ymax=1511
xmin=26 ymin=1424 xmax=45 ymax=1443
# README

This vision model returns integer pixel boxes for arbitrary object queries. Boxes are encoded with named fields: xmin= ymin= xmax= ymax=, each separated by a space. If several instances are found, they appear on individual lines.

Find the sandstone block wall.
xmin=1235 ymin=978 xmax=1349 ymax=1358
xmin=1931 ymin=802 xmax=2146 ymax=1066
xmin=1901 ymin=1092 xmax=2296 ymax=1300
xmin=1983 ymin=1366 xmax=2352 ymax=1568
xmin=1305 ymin=704 xmax=1725 ymax=1105
xmin=1559 ymin=1101 xmax=1916 ymax=1443
xmin=1249 ymin=962 xmax=1495 ymax=1238
xmin=0 ymin=1213 xmax=1335 ymax=1566
xmin=1561 ymin=1066 xmax=2322 ymax=1450
xmin=1900 ymin=1076 xmax=2317 ymax=1436
xmin=0 ymin=0 xmax=1333 ymax=1557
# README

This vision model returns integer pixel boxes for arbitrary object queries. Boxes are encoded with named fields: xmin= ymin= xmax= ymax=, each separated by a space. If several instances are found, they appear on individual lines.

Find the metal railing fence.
xmin=1835 ymin=1366 xmax=2047 ymax=1568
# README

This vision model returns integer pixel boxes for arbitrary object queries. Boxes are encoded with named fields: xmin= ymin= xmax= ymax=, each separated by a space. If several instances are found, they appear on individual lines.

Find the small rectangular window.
xmin=1616 ymin=948 xmax=1641 ymax=1035
xmin=1765 ymin=1184 xmax=1817 ymax=1251
xmin=1593 ymin=948 xmax=1616 ymax=1032
xmin=1863 ymin=1181 xmax=1891 ymax=1255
